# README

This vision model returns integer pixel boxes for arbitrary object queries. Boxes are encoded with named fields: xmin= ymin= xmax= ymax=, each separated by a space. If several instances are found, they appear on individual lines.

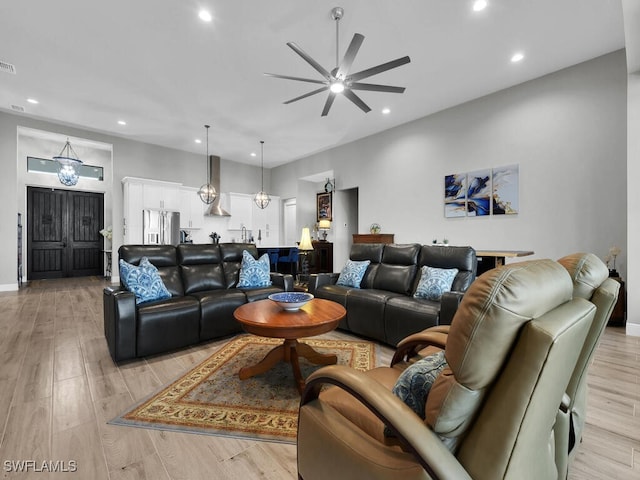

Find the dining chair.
xmin=266 ymin=248 xmax=280 ymax=272
xmin=279 ymin=247 xmax=299 ymax=276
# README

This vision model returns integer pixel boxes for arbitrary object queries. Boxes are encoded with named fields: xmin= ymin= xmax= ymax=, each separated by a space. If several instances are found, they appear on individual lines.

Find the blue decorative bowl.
xmin=268 ymin=292 xmax=314 ymax=311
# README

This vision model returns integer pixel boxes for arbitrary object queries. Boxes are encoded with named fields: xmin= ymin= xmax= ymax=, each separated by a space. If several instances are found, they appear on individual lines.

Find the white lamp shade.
xmin=299 ymin=227 xmax=314 ymax=251
xmin=318 ymin=219 xmax=331 ymax=229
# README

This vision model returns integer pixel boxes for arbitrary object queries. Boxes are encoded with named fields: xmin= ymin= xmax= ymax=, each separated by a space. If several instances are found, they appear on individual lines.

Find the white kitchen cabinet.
xmin=123 ymin=177 xmax=183 ymax=244
xmin=227 ymin=193 xmax=254 ymax=230
xmin=142 ymin=180 xmax=180 ymax=211
xmin=180 ymin=187 xmax=204 ymax=229
xmin=122 ymin=178 xmax=144 ymax=244
xmin=252 ymin=196 xmax=280 ymax=246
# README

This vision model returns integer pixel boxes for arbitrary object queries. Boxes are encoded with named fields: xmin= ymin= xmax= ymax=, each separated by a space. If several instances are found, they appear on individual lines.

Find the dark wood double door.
xmin=27 ymin=187 xmax=104 ymax=280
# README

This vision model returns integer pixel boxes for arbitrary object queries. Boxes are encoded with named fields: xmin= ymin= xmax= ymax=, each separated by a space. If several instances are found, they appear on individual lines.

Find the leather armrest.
xmin=270 ymin=272 xmax=294 ymax=291
xmin=301 ymin=365 xmax=472 ymax=480
xmin=308 ymin=273 xmax=339 ymax=295
xmin=439 ymin=291 xmax=465 ymax=325
xmin=554 ymin=394 xmax=573 ymax=479
xmin=103 ymin=287 xmax=137 ymax=362
xmin=391 ymin=330 xmax=448 ymax=366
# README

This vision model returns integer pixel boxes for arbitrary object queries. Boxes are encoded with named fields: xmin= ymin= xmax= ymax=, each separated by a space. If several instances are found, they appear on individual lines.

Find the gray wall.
xmin=623 ymin=0 xmax=640 ymax=335
xmin=0 ymin=50 xmax=628 ymax=306
xmin=273 ymin=50 xmax=627 ymax=278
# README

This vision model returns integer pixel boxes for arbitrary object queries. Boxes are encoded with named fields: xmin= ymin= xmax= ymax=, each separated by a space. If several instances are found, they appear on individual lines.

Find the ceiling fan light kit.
xmin=265 ymin=6 xmax=411 ymax=117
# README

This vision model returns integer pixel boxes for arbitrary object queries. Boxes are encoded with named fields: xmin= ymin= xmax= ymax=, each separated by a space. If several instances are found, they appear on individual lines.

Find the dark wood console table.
xmin=309 ymin=241 xmax=333 ymax=274
xmin=475 ymin=250 xmax=534 ymax=275
xmin=353 ymin=233 xmax=395 ymax=244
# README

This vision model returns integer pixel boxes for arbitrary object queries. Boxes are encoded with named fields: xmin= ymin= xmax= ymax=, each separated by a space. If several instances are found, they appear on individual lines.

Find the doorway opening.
xmin=283 ymin=198 xmax=297 ymax=246
xmin=27 ymin=186 xmax=105 ymax=280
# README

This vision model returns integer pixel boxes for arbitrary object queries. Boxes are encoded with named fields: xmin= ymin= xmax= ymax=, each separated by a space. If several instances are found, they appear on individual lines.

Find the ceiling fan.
xmin=265 ymin=6 xmax=411 ymax=117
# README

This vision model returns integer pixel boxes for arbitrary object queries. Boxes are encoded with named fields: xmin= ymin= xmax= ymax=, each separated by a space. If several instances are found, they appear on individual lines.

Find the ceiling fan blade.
xmin=321 ymin=92 xmax=337 ymax=117
xmin=343 ymin=89 xmax=371 ymax=113
xmin=336 ymin=33 xmax=364 ymax=79
xmin=283 ymin=86 xmax=328 ymax=104
xmin=264 ymin=73 xmax=328 ymax=85
xmin=287 ymin=42 xmax=332 ymax=80
xmin=349 ymin=82 xmax=406 ymax=93
xmin=348 ymin=56 xmax=411 ymax=82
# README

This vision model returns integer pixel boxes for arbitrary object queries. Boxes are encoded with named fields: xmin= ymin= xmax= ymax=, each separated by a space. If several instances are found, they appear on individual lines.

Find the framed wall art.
xmin=317 ymin=192 xmax=332 ymax=221
xmin=444 ymin=173 xmax=467 ymax=218
xmin=491 ymin=164 xmax=519 ymax=215
xmin=444 ymin=164 xmax=519 ymax=218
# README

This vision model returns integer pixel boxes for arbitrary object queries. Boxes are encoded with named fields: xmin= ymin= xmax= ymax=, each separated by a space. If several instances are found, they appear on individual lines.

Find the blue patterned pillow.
xmin=385 ymin=350 xmax=448 ymax=437
xmin=336 ymin=259 xmax=371 ymax=288
xmin=237 ymin=250 xmax=272 ymax=288
xmin=119 ymin=257 xmax=171 ymax=304
xmin=413 ymin=266 xmax=459 ymax=301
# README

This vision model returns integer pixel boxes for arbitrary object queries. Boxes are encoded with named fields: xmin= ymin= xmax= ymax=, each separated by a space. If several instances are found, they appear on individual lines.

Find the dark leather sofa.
xmin=103 ymin=243 xmax=293 ymax=362
xmin=308 ymin=243 xmax=476 ymax=346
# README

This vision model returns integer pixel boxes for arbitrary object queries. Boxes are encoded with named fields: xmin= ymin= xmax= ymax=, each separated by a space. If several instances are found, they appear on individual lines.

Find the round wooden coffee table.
xmin=233 ymin=298 xmax=346 ymax=393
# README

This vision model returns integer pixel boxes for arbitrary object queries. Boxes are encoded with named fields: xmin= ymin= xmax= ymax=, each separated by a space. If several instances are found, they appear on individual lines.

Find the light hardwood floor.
xmin=0 ymin=277 xmax=637 ymax=479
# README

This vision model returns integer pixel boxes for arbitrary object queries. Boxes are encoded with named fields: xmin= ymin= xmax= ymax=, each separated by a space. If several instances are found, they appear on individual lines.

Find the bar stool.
xmin=278 ymin=247 xmax=299 ymax=276
xmin=266 ymin=248 xmax=280 ymax=272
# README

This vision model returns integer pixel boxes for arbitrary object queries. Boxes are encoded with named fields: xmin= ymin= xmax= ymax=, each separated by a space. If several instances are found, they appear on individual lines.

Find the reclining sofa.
xmin=103 ymin=243 xmax=293 ymax=362
xmin=308 ymin=243 xmax=476 ymax=346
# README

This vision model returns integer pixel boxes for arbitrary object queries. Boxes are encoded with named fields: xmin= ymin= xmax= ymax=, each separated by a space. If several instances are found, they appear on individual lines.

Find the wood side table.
xmin=608 ymin=276 xmax=626 ymax=326
xmin=233 ymin=298 xmax=346 ymax=393
xmin=475 ymin=250 xmax=534 ymax=275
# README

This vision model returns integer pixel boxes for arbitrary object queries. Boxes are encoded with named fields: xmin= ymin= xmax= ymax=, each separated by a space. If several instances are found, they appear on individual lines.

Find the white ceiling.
xmin=0 ymin=0 xmax=625 ymax=168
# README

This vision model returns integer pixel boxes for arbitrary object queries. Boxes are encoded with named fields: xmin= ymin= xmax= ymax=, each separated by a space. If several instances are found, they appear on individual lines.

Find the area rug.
xmin=109 ymin=335 xmax=380 ymax=443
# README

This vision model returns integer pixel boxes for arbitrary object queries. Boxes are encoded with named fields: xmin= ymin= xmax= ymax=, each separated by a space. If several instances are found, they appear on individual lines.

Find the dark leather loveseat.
xmin=103 ymin=243 xmax=293 ymax=362
xmin=308 ymin=243 xmax=476 ymax=346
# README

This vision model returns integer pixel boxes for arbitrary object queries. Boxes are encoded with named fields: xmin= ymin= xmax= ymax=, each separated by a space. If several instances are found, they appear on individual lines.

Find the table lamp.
xmin=318 ymin=220 xmax=331 ymax=241
xmin=298 ymin=227 xmax=314 ymax=278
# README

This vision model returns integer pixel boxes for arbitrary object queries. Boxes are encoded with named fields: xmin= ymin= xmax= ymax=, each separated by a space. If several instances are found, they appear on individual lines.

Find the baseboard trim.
xmin=625 ymin=322 xmax=640 ymax=337
xmin=0 ymin=283 xmax=19 ymax=292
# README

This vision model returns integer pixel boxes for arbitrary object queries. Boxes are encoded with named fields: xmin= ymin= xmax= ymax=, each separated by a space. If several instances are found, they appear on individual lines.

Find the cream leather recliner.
xmin=297 ymin=259 xmax=596 ymax=480
xmin=554 ymin=253 xmax=619 ymax=479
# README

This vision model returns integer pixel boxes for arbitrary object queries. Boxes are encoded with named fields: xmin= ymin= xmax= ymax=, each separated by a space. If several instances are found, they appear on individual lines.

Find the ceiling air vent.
xmin=11 ymin=105 xmax=25 ymax=113
xmin=0 ymin=61 xmax=16 ymax=74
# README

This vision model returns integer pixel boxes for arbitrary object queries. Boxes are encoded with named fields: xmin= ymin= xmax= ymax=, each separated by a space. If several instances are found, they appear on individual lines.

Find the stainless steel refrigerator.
xmin=143 ymin=209 xmax=180 ymax=246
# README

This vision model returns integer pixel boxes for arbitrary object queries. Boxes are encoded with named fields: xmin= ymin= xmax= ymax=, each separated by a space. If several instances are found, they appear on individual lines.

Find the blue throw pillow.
xmin=413 ymin=266 xmax=459 ymax=301
xmin=385 ymin=350 xmax=448 ymax=437
xmin=336 ymin=259 xmax=371 ymax=288
xmin=237 ymin=250 xmax=272 ymax=288
xmin=119 ymin=257 xmax=171 ymax=304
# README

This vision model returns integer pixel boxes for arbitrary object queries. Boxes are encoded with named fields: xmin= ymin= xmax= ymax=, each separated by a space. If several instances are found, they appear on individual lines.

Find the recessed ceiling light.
xmin=27 ymin=98 xmax=39 ymax=104
xmin=511 ymin=52 xmax=524 ymax=63
xmin=199 ymin=9 xmax=212 ymax=22
xmin=250 ymin=152 xmax=257 ymax=157
xmin=382 ymin=108 xmax=391 ymax=115
xmin=117 ymin=120 xmax=127 ymax=125
xmin=195 ymin=139 xmax=202 ymax=144
xmin=473 ymin=0 xmax=487 ymax=12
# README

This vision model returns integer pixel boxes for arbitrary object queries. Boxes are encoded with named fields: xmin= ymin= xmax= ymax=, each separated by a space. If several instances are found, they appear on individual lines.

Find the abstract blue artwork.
xmin=491 ymin=165 xmax=519 ymax=215
xmin=444 ymin=165 xmax=519 ymax=218
xmin=444 ymin=174 xmax=466 ymax=218
xmin=466 ymin=169 xmax=491 ymax=217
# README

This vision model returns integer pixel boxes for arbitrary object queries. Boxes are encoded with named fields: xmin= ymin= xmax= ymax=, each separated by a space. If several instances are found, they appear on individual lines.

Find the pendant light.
xmin=198 ymin=124 xmax=218 ymax=204
xmin=254 ymin=140 xmax=271 ymax=209
xmin=53 ymin=137 xmax=83 ymax=186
